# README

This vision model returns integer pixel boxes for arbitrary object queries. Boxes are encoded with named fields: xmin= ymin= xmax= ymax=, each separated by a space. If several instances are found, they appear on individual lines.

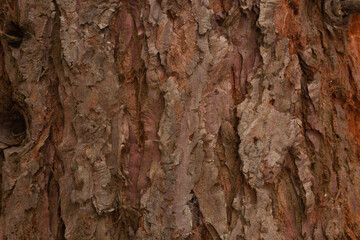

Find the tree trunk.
xmin=1 ymin=0 xmax=360 ymax=239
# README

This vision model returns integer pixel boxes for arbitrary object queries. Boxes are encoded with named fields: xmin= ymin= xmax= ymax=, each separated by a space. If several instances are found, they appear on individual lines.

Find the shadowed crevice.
xmin=3 ymin=21 xmax=24 ymax=48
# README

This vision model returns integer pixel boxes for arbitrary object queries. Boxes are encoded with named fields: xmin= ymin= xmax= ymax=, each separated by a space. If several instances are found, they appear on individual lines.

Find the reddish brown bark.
xmin=1 ymin=0 xmax=360 ymax=239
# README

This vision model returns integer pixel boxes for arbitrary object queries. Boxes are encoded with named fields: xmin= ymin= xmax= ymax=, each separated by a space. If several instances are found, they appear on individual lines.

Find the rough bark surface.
xmin=1 ymin=0 xmax=360 ymax=239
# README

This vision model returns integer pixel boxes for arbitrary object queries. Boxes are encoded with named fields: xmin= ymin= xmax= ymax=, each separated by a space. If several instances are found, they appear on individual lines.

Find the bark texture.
xmin=1 ymin=0 xmax=360 ymax=239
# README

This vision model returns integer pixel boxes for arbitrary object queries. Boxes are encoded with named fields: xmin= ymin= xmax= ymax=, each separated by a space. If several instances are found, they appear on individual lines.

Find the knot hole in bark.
xmin=0 ymin=108 xmax=27 ymax=146
xmin=4 ymin=21 xmax=24 ymax=48
xmin=9 ymin=110 xmax=26 ymax=137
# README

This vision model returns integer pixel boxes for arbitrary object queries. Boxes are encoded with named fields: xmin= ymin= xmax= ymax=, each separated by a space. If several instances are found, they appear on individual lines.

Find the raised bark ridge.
xmin=1 ymin=0 xmax=360 ymax=239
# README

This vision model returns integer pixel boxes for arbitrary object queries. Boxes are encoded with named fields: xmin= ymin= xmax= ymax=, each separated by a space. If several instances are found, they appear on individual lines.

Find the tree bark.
xmin=1 ymin=0 xmax=360 ymax=239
